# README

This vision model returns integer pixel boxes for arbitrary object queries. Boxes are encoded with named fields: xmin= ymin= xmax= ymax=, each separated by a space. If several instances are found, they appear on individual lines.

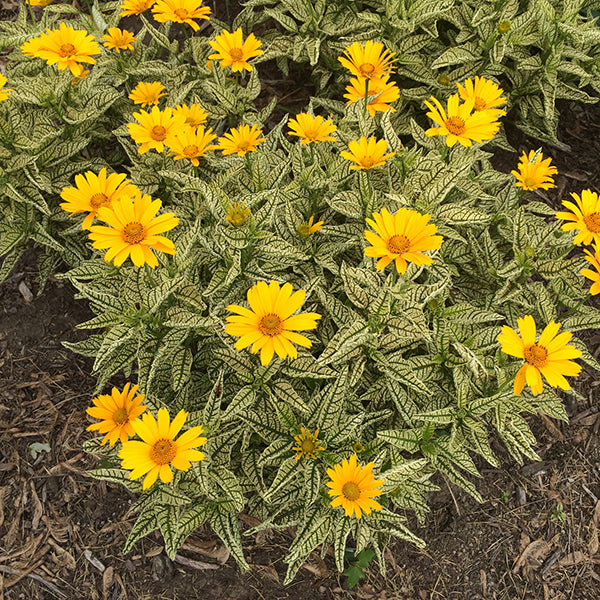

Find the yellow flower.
xmin=343 ymin=75 xmax=400 ymax=117
xmin=498 ymin=316 xmax=582 ymax=396
xmin=225 ymin=281 xmax=321 ymax=366
xmin=287 ymin=113 xmax=337 ymax=144
xmin=20 ymin=22 xmax=101 ymax=77
xmin=27 ymin=0 xmax=53 ymax=6
xmin=86 ymin=383 xmax=147 ymax=446
xmin=338 ymin=41 xmax=396 ymax=81
xmin=498 ymin=19 xmax=512 ymax=34
xmin=364 ymin=207 xmax=443 ymax=274
xmin=424 ymin=94 xmax=501 ymax=147
xmin=292 ymin=427 xmax=325 ymax=460
xmin=119 ymin=408 xmax=207 ymax=490
xmin=173 ymin=103 xmax=208 ymax=129
xmin=127 ymin=106 xmax=187 ymax=154
xmin=340 ymin=136 xmax=395 ymax=170
xmin=88 ymin=190 xmax=179 ymax=268
xmin=152 ymin=0 xmax=211 ymax=31
xmin=128 ymin=81 xmax=166 ymax=107
xmin=218 ymin=124 xmax=266 ymax=157
xmin=167 ymin=125 xmax=217 ymax=166
xmin=556 ymin=189 xmax=600 ymax=246
xmin=457 ymin=76 xmax=506 ymax=115
xmin=297 ymin=216 xmax=323 ymax=237
xmin=581 ymin=246 xmax=600 ymax=295
xmin=208 ymin=28 xmax=264 ymax=72
xmin=120 ymin=0 xmax=156 ymax=16
xmin=102 ymin=28 xmax=136 ymax=53
xmin=71 ymin=69 xmax=91 ymax=85
xmin=511 ymin=150 xmax=558 ymax=191
xmin=60 ymin=168 xmax=136 ymax=230
xmin=226 ymin=201 xmax=251 ymax=227
xmin=326 ymin=455 xmax=383 ymax=519
xmin=0 ymin=75 xmax=12 ymax=102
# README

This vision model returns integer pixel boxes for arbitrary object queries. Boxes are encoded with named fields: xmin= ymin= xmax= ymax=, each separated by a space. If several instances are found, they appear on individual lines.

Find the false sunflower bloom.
xmin=0 ymin=75 xmax=12 ymax=102
xmin=119 ymin=408 xmax=207 ymax=490
xmin=88 ymin=190 xmax=179 ymax=268
xmin=344 ymin=75 xmax=400 ymax=117
xmin=225 ymin=281 xmax=322 ymax=366
xmin=511 ymin=150 xmax=558 ymax=191
xmin=102 ymin=28 xmax=136 ymax=53
xmin=173 ymin=104 xmax=208 ymax=129
xmin=287 ymin=113 xmax=337 ymax=145
xmin=292 ymin=427 xmax=325 ymax=460
xmin=120 ymin=0 xmax=156 ymax=16
xmin=424 ymin=94 xmax=500 ymax=147
xmin=60 ymin=168 xmax=136 ymax=230
xmin=326 ymin=455 xmax=383 ymax=519
xmin=168 ymin=126 xmax=217 ymax=166
xmin=129 ymin=81 xmax=166 ymax=107
xmin=341 ymin=136 xmax=395 ymax=170
xmin=86 ymin=383 xmax=147 ymax=446
xmin=497 ymin=315 xmax=582 ymax=396
xmin=27 ymin=0 xmax=53 ymax=7
xmin=21 ymin=22 xmax=101 ymax=77
xmin=364 ymin=207 xmax=443 ymax=274
xmin=152 ymin=0 xmax=211 ymax=31
xmin=556 ymin=189 xmax=600 ymax=246
xmin=581 ymin=246 xmax=600 ymax=295
xmin=457 ymin=76 xmax=506 ymax=115
xmin=338 ymin=41 xmax=396 ymax=81
xmin=208 ymin=28 xmax=264 ymax=72
xmin=127 ymin=106 xmax=187 ymax=154
xmin=297 ymin=216 xmax=323 ymax=237
xmin=226 ymin=201 xmax=251 ymax=226
xmin=218 ymin=124 xmax=266 ymax=157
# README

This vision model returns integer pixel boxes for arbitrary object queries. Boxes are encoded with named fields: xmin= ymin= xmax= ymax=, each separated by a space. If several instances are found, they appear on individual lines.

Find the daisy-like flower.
xmin=218 ymin=124 xmax=266 ymax=157
xmin=127 ymin=106 xmax=187 ymax=154
xmin=511 ymin=150 xmax=558 ymax=191
xmin=297 ymin=216 xmax=323 ymax=237
xmin=556 ymin=189 xmax=600 ymax=246
xmin=497 ymin=315 xmax=582 ymax=396
xmin=292 ymin=427 xmax=325 ymax=460
xmin=20 ymin=23 xmax=101 ymax=77
xmin=344 ymin=75 xmax=400 ymax=117
xmin=424 ymin=94 xmax=501 ymax=147
xmin=102 ymin=28 xmax=136 ymax=53
xmin=226 ymin=201 xmax=251 ymax=227
xmin=88 ymin=190 xmax=179 ymax=268
xmin=581 ymin=246 xmax=600 ymax=295
xmin=225 ymin=281 xmax=322 ymax=366
xmin=60 ymin=168 xmax=136 ymax=230
xmin=119 ymin=408 xmax=207 ymax=490
xmin=86 ymin=383 xmax=147 ymax=446
xmin=457 ymin=76 xmax=506 ymax=115
xmin=129 ymin=81 xmax=166 ymax=107
xmin=340 ymin=136 xmax=395 ymax=170
xmin=27 ymin=0 xmax=53 ymax=6
xmin=173 ymin=104 xmax=208 ymax=129
xmin=0 ymin=75 xmax=12 ymax=102
xmin=208 ymin=28 xmax=264 ymax=72
xmin=326 ymin=454 xmax=383 ymax=519
xmin=168 ymin=125 xmax=217 ymax=166
xmin=120 ymin=0 xmax=156 ymax=16
xmin=338 ymin=41 xmax=396 ymax=81
xmin=364 ymin=207 xmax=443 ymax=274
xmin=152 ymin=0 xmax=211 ymax=31
xmin=287 ymin=113 xmax=337 ymax=145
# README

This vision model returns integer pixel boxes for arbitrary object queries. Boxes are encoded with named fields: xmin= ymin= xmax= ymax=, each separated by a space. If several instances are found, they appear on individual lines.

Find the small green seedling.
xmin=343 ymin=549 xmax=375 ymax=589
xmin=551 ymin=502 xmax=567 ymax=525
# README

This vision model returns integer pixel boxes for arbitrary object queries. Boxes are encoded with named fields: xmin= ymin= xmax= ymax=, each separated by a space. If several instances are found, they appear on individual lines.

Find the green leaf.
xmin=156 ymin=504 xmax=180 ymax=559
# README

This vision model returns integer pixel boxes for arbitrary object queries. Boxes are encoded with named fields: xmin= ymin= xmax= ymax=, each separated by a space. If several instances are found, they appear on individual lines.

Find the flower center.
xmin=237 ymin=141 xmax=251 ymax=152
xmin=230 ymin=48 xmax=244 ymax=61
xmin=361 ymin=156 xmax=376 ymax=168
xmin=359 ymin=63 xmax=375 ymax=76
xmin=522 ymin=177 xmax=537 ymax=189
xmin=445 ymin=116 xmax=466 ymax=135
xmin=89 ymin=192 xmax=109 ymax=209
xmin=473 ymin=96 xmax=486 ymax=111
xmin=150 ymin=439 xmax=177 ymax=465
xmin=113 ymin=407 xmax=128 ymax=425
xmin=301 ymin=439 xmax=316 ymax=453
xmin=583 ymin=212 xmax=600 ymax=233
xmin=524 ymin=344 xmax=548 ymax=368
xmin=258 ymin=314 xmax=283 ymax=336
xmin=183 ymin=144 xmax=199 ymax=157
xmin=386 ymin=234 xmax=410 ymax=255
xmin=342 ymin=481 xmax=361 ymax=501
xmin=150 ymin=125 xmax=167 ymax=141
xmin=59 ymin=43 xmax=77 ymax=58
xmin=174 ymin=8 xmax=189 ymax=19
xmin=123 ymin=222 xmax=145 ymax=244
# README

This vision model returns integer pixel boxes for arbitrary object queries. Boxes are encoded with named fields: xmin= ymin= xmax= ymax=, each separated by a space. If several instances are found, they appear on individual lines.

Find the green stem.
xmin=26 ymin=1 xmax=37 ymax=25
xmin=182 ymin=25 xmax=193 ymax=65
xmin=363 ymin=78 xmax=370 ymax=121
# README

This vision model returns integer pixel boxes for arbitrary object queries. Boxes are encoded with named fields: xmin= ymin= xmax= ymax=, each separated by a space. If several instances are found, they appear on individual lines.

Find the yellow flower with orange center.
xmin=119 ymin=408 xmax=207 ymax=490
xmin=338 ymin=41 xmax=396 ymax=81
xmin=340 ymin=136 xmax=395 ymax=170
xmin=102 ymin=28 xmax=136 ymax=53
xmin=152 ymin=0 xmax=211 ymax=31
xmin=86 ymin=383 xmax=147 ymax=446
xmin=344 ymin=75 xmax=400 ymax=117
xmin=127 ymin=106 xmax=187 ymax=154
xmin=287 ymin=113 xmax=337 ymax=145
xmin=173 ymin=104 xmax=208 ymax=129
xmin=208 ymin=28 xmax=264 ymax=72
xmin=27 ymin=0 xmax=53 ymax=6
xmin=581 ymin=246 xmax=600 ymax=295
xmin=497 ymin=315 xmax=582 ymax=396
xmin=457 ymin=76 xmax=506 ymax=115
xmin=511 ymin=150 xmax=558 ymax=191
xmin=556 ymin=189 xmax=600 ymax=246
xmin=0 ymin=75 xmax=12 ymax=102
xmin=292 ymin=427 xmax=325 ymax=460
xmin=128 ymin=81 xmax=166 ymax=107
xmin=218 ymin=124 xmax=266 ymax=157
xmin=167 ymin=125 xmax=217 ymax=166
xmin=297 ymin=216 xmax=323 ymax=237
xmin=120 ymin=0 xmax=156 ymax=16
xmin=226 ymin=201 xmax=251 ymax=227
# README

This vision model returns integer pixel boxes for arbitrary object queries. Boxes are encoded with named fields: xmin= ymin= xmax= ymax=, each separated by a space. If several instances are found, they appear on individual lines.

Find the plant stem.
xmin=363 ymin=78 xmax=369 ymax=121
xmin=26 ymin=1 xmax=37 ymax=25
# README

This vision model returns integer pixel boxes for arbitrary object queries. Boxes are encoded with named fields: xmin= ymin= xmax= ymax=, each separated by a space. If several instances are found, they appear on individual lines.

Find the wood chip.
xmin=84 ymin=550 xmax=106 ymax=573
xmin=18 ymin=281 xmax=34 ymax=303
xmin=173 ymin=554 xmax=219 ymax=571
